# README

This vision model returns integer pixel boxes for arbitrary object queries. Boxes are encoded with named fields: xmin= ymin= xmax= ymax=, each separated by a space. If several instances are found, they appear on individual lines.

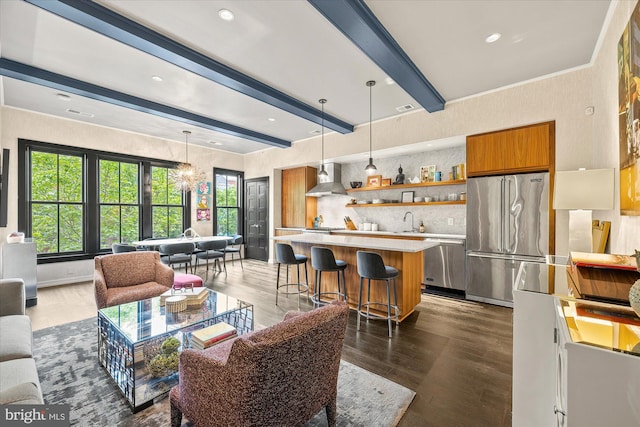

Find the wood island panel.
xmin=289 ymin=241 xmax=423 ymax=321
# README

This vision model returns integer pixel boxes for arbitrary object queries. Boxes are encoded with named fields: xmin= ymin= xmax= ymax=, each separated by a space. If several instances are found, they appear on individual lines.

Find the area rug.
xmin=33 ymin=318 xmax=415 ymax=426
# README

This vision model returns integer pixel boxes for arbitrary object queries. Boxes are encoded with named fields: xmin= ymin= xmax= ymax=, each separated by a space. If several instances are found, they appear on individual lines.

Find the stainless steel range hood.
xmin=306 ymin=163 xmax=347 ymax=197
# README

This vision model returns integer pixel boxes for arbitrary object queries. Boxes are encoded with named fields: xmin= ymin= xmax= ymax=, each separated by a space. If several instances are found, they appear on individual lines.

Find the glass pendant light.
xmin=365 ymin=80 xmax=377 ymax=175
xmin=318 ymin=98 xmax=329 ymax=178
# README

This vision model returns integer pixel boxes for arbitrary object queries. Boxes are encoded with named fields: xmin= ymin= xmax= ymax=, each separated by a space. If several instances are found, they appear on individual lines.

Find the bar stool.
xmin=310 ymin=246 xmax=348 ymax=306
xmin=356 ymin=251 xmax=400 ymax=338
xmin=275 ymin=243 xmax=309 ymax=309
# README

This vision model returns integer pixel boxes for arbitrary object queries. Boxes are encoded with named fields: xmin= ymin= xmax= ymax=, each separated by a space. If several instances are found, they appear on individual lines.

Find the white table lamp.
xmin=553 ymin=168 xmax=614 ymax=253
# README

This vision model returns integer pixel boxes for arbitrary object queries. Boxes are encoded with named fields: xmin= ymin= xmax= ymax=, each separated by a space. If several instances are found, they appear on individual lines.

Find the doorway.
xmin=244 ymin=177 xmax=269 ymax=261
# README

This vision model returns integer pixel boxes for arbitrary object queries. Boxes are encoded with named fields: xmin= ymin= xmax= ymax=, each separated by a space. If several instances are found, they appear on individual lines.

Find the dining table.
xmin=131 ymin=235 xmax=233 ymax=248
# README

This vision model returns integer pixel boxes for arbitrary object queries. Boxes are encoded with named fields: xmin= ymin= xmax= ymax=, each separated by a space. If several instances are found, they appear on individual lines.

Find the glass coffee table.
xmin=97 ymin=289 xmax=253 ymax=411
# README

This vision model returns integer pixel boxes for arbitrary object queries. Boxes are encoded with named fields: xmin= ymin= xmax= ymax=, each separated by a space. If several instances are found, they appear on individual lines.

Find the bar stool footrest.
xmin=357 ymin=301 xmax=400 ymax=321
xmin=277 ymin=283 xmax=309 ymax=295
xmin=310 ymin=291 xmax=346 ymax=305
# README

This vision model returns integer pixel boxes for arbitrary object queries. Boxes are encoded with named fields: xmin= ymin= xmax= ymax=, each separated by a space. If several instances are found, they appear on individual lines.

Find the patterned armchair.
xmin=94 ymin=251 xmax=174 ymax=309
xmin=170 ymin=301 xmax=350 ymax=427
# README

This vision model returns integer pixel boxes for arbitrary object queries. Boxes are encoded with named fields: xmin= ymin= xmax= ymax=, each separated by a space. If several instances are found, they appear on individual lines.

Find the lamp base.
xmin=569 ymin=209 xmax=593 ymax=253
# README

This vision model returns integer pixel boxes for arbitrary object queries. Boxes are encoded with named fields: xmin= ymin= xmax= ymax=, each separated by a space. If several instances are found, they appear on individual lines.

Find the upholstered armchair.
xmin=170 ymin=301 xmax=350 ymax=427
xmin=94 ymin=251 xmax=174 ymax=309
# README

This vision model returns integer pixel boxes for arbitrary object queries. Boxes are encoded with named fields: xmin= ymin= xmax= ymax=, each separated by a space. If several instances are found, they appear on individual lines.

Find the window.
xmin=214 ymin=168 xmax=243 ymax=236
xmin=30 ymin=150 xmax=84 ymax=254
xmin=99 ymin=159 xmax=140 ymax=249
xmin=151 ymin=166 xmax=184 ymax=238
xmin=19 ymin=139 xmax=189 ymax=262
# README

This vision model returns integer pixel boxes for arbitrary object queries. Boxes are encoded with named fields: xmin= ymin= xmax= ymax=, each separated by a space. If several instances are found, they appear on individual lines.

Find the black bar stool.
xmin=356 ymin=251 xmax=400 ymax=338
xmin=310 ymin=246 xmax=348 ymax=306
xmin=275 ymin=243 xmax=309 ymax=309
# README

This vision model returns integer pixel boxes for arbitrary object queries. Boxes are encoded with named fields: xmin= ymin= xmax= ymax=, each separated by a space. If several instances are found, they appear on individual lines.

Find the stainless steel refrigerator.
xmin=465 ymin=172 xmax=549 ymax=307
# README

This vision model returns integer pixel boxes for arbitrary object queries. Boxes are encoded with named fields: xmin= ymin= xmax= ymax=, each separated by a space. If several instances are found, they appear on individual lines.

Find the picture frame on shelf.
xmin=366 ymin=174 xmax=382 ymax=187
xmin=401 ymin=191 xmax=414 ymax=203
xmin=420 ymin=165 xmax=436 ymax=182
xmin=381 ymin=178 xmax=392 ymax=187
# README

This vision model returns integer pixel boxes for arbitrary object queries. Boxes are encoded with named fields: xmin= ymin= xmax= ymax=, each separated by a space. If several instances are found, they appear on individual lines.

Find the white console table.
xmin=513 ymin=260 xmax=640 ymax=426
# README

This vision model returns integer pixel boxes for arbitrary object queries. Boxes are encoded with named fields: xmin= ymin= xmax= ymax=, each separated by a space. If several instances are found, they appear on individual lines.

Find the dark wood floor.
xmin=30 ymin=257 xmax=513 ymax=426
xmin=206 ymin=258 xmax=513 ymax=427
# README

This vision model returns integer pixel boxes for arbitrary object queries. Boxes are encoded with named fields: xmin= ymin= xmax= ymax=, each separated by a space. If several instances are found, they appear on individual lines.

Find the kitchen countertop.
xmin=273 ymin=233 xmax=438 ymax=252
xmin=275 ymin=227 xmax=465 ymax=240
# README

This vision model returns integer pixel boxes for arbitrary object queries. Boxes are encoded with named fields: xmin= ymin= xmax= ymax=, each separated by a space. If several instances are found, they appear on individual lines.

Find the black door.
xmin=244 ymin=177 xmax=269 ymax=261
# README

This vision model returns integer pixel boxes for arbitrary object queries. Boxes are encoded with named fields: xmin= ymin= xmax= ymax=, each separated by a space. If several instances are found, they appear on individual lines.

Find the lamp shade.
xmin=553 ymin=168 xmax=614 ymax=210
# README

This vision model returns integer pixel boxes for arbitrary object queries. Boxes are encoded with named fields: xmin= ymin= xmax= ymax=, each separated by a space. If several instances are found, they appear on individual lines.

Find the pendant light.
xmin=169 ymin=130 xmax=206 ymax=193
xmin=318 ymin=98 xmax=329 ymax=178
xmin=365 ymin=80 xmax=377 ymax=175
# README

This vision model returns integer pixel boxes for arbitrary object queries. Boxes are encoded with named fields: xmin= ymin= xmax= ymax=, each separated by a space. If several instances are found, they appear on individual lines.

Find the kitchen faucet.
xmin=403 ymin=211 xmax=415 ymax=232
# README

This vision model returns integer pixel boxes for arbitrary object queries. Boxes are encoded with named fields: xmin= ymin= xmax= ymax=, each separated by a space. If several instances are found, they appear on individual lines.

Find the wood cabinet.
xmin=467 ymin=121 xmax=555 ymax=176
xmin=281 ymin=166 xmax=317 ymax=228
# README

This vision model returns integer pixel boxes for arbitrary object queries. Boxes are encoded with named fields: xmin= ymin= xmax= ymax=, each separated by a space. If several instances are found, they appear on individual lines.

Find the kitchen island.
xmin=273 ymin=233 xmax=437 ymax=321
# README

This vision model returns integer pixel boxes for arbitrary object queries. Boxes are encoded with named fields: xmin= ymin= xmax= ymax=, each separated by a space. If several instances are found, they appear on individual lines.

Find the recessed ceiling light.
xmin=309 ymin=129 xmax=321 ymax=135
xmin=267 ymin=117 xmax=276 ymax=122
xmin=57 ymin=93 xmax=71 ymax=101
xmin=395 ymin=104 xmax=414 ymax=112
xmin=151 ymin=75 xmax=163 ymax=82
xmin=485 ymin=33 xmax=501 ymax=43
xmin=213 ymin=142 xmax=223 ymax=146
xmin=385 ymin=77 xmax=395 ymax=85
xmin=218 ymin=9 xmax=234 ymax=21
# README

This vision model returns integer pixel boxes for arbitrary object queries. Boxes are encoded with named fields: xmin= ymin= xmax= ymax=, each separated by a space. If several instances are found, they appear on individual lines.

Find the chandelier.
xmin=169 ymin=130 xmax=206 ymax=192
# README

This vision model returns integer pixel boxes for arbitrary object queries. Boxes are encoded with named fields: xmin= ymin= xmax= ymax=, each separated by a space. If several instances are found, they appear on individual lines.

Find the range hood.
xmin=306 ymin=163 xmax=347 ymax=197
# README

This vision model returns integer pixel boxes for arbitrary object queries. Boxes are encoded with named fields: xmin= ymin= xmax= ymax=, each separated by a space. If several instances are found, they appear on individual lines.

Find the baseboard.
xmin=37 ymin=275 xmax=94 ymax=288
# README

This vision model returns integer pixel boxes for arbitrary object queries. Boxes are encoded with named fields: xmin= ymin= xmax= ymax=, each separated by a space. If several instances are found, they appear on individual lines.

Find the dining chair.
xmin=159 ymin=242 xmax=196 ymax=274
xmin=224 ymin=235 xmax=244 ymax=270
xmin=195 ymin=239 xmax=227 ymax=280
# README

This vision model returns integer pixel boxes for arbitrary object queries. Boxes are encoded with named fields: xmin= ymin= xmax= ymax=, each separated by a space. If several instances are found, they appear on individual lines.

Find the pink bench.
xmin=173 ymin=273 xmax=203 ymax=289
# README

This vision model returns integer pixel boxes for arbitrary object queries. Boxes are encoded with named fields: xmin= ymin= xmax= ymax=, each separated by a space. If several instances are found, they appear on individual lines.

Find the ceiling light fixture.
xmin=318 ymin=98 xmax=328 ymax=178
xmin=268 ymin=117 xmax=276 ymax=122
xmin=57 ymin=93 xmax=71 ymax=101
xmin=218 ymin=9 xmax=234 ymax=21
xmin=364 ymin=80 xmax=377 ymax=175
xmin=485 ymin=33 xmax=501 ymax=43
xmin=169 ymin=130 xmax=206 ymax=193
xmin=151 ymin=75 xmax=163 ymax=82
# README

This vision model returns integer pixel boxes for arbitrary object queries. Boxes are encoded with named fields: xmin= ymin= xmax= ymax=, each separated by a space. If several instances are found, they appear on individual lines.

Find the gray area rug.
xmin=33 ymin=318 xmax=415 ymax=426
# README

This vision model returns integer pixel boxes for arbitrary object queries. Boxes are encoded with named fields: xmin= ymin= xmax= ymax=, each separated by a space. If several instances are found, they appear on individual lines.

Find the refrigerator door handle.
xmin=466 ymin=252 xmax=544 ymax=263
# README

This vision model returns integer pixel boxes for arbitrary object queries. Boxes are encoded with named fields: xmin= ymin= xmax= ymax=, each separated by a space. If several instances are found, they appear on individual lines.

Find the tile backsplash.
xmin=317 ymin=146 xmax=466 ymax=234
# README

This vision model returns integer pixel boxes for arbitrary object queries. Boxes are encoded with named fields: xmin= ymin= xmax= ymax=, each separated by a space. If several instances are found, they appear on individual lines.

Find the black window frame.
xmin=18 ymin=139 xmax=191 ymax=263
xmin=213 ymin=168 xmax=244 ymax=237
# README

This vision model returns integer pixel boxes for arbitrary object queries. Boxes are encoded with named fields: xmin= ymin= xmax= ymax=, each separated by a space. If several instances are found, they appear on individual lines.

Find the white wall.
xmin=0 ymin=107 xmax=244 ymax=285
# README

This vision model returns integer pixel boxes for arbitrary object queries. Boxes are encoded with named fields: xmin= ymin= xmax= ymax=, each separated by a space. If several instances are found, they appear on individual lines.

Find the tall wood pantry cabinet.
xmin=281 ymin=166 xmax=317 ymax=228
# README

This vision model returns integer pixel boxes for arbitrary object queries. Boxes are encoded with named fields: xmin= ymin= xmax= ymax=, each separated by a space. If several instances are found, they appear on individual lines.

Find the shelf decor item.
xmin=420 ymin=165 xmax=435 ymax=182
xmin=382 ymin=178 xmax=391 ymax=186
xmin=401 ymin=191 xmax=414 ymax=203
xmin=366 ymin=174 xmax=382 ymax=187
xmin=631 ymin=250 xmax=640 ymax=317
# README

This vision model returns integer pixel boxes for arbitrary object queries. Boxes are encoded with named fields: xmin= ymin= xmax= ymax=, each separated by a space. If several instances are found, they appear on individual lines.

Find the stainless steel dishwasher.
xmin=423 ymin=238 xmax=466 ymax=294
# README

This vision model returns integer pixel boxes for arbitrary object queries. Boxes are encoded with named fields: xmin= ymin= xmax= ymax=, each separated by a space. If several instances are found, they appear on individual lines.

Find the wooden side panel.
xmin=466 ymin=131 xmax=506 ymax=176
xmin=281 ymin=168 xmax=304 ymax=227
xmin=305 ymin=167 xmax=317 ymax=228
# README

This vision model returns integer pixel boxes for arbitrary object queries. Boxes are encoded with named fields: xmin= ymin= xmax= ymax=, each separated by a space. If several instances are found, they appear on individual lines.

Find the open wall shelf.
xmin=346 ymin=180 xmax=466 ymax=193
xmin=346 ymin=201 xmax=466 ymax=208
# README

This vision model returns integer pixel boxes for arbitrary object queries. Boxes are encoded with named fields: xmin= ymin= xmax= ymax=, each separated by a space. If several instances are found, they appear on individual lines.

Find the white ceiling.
xmin=0 ymin=0 xmax=612 ymax=155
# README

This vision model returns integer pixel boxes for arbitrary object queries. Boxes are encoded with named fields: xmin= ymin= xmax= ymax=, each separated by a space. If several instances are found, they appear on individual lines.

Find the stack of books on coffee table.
xmin=191 ymin=322 xmax=237 ymax=350
xmin=160 ymin=287 xmax=209 ymax=307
